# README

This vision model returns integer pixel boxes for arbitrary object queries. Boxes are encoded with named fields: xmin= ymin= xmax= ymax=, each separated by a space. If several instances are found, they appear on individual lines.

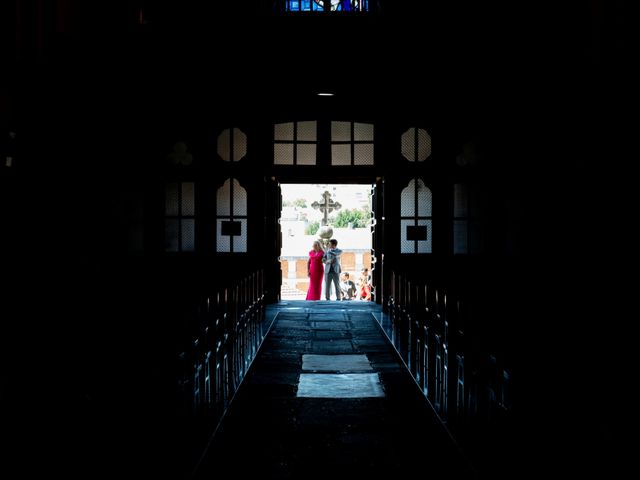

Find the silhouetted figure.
xmin=323 ymin=239 xmax=342 ymax=300
xmin=306 ymin=240 xmax=325 ymax=300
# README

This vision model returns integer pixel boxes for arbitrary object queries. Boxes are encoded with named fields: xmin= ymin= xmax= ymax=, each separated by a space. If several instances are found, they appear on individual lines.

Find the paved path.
xmin=194 ymin=301 xmax=475 ymax=479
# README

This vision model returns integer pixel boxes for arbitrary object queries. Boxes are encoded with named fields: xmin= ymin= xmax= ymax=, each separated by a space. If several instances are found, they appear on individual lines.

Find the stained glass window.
xmin=165 ymin=182 xmax=195 ymax=252
xmin=284 ymin=1 xmax=368 ymax=12
xmin=216 ymin=179 xmax=248 ymax=253
xmin=400 ymin=179 xmax=432 ymax=254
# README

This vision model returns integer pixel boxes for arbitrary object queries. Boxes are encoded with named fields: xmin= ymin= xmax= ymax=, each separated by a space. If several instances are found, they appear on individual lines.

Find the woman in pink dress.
xmin=306 ymin=240 xmax=325 ymax=300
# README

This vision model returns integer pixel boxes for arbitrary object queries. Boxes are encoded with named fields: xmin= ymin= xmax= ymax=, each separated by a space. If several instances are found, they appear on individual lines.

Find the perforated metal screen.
xmin=400 ymin=184 xmax=415 ymax=217
xmin=216 ymin=219 xmax=231 ymax=252
xmin=332 ymin=145 xmax=351 ymax=166
xmin=297 ymin=121 xmax=317 ymax=142
xmin=297 ymin=144 xmax=316 ymax=165
xmin=417 ymin=181 xmax=432 ymax=216
xmin=165 ymin=182 xmax=196 ymax=252
xmin=233 ymin=219 xmax=248 ymax=252
xmin=400 ymin=179 xmax=432 ymax=254
xmin=453 ymin=183 xmax=482 ymax=254
xmin=217 ymin=180 xmax=231 ymax=216
xmin=216 ymin=179 xmax=248 ymax=253
xmin=274 ymin=143 xmax=294 ymax=165
xmin=401 ymin=128 xmax=432 ymax=162
xmin=181 ymin=219 xmax=195 ymax=252
xmin=217 ymin=128 xmax=247 ymax=162
xmin=232 ymin=179 xmax=247 ymax=216
xmin=354 ymin=122 xmax=374 ymax=142
xmin=331 ymin=121 xmax=374 ymax=166
xmin=417 ymin=129 xmax=431 ymax=161
xmin=217 ymin=130 xmax=231 ymax=161
xmin=165 ymin=183 xmax=179 ymax=216
xmin=354 ymin=144 xmax=374 ymax=165
xmin=165 ymin=220 xmax=179 ymax=252
xmin=454 ymin=184 xmax=468 ymax=217
xmin=233 ymin=129 xmax=247 ymax=161
xmin=416 ymin=220 xmax=433 ymax=253
xmin=182 ymin=183 xmax=195 ymax=216
xmin=453 ymin=220 xmax=468 ymax=254
xmin=274 ymin=121 xmax=317 ymax=165
xmin=275 ymin=122 xmax=294 ymax=141
xmin=331 ymin=121 xmax=351 ymax=142
xmin=216 ymin=218 xmax=248 ymax=253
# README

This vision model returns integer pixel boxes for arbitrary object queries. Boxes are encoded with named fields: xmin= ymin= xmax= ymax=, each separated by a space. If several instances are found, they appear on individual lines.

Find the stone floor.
xmin=194 ymin=301 xmax=476 ymax=479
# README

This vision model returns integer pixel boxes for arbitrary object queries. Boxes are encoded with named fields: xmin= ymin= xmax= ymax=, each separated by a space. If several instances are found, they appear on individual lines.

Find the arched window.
xmin=165 ymin=182 xmax=195 ymax=252
xmin=217 ymin=128 xmax=247 ymax=162
xmin=216 ymin=179 xmax=248 ymax=253
xmin=400 ymin=179 xmax=432 ymax=254
xmin=274 ymin=121 xmax=317 ymax=165
xmin=331 ymin=121 xmax=374 ymax=166
xmin=401 ymin=128 xmax=432 ymax=162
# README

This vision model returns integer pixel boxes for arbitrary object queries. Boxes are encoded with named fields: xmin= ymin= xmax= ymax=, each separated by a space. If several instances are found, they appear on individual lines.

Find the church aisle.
xmin=194 ymin=301 xmax=475 ymax=479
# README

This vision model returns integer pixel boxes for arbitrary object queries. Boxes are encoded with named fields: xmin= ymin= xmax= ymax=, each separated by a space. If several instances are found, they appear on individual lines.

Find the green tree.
xmin=333 ymin=208 xmax=371 ymax=228
xmin=305 ymin=222 xmax=320 ymax=235
xmin=293 ymin=198 xmax=307 ymax=208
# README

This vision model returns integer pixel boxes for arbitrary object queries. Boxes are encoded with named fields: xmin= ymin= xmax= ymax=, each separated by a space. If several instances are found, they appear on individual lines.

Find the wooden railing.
xmin=173 ymin=269 xmax=269 ymax=473
xmin=380 ymin=270 xmax=513 ymax=466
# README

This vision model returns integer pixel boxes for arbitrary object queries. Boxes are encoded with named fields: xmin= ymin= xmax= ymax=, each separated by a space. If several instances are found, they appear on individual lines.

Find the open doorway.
xmin=279 ymin=183 xmax=375 ymax=301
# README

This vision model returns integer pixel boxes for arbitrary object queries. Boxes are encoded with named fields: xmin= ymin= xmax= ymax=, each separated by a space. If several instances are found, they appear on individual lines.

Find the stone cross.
xmin=311 ymin=191 xmax=342 ymax=226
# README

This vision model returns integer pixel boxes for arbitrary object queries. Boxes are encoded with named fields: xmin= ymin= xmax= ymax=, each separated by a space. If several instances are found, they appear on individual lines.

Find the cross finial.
xmin=311 ymin=190 xmax=342 ymax=226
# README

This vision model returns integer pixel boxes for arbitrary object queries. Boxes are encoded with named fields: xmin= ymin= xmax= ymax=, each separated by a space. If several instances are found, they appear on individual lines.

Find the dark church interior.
xmin=1 ymin=1 xmax=631 ymax=478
